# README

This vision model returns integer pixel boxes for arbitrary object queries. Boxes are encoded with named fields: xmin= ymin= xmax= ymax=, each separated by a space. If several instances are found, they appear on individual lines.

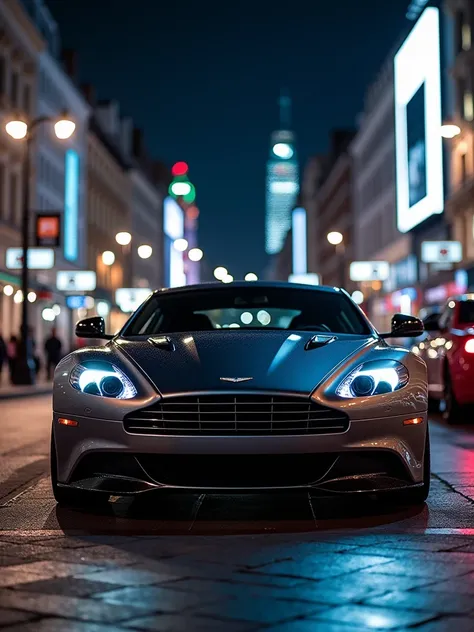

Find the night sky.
xmin=48 ymin=0 xmax=410 ymax=279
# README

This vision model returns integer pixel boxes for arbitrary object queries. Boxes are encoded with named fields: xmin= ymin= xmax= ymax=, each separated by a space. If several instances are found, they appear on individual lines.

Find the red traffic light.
xmin=172 ymin=161 xmax=189 ymax=176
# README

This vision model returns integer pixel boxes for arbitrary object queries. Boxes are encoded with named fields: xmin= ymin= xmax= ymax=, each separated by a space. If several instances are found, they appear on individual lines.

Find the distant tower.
xmin=265 ymin=91 xmax=299 ymax=255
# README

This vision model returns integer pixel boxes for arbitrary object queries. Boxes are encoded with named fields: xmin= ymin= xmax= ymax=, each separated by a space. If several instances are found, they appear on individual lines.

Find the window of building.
xmin=0 ymin=56 xmax=6 ymax=96
xmin=463 ymin=23 xmax=472 ymax=51
xmin=0 ymin=164 xmax=5 ymax=218
xmin=23 ymin=84 xmax=31 ymax=114
xmin=464 ymin=91 xmax=474 ymax=121
xmin=9 ymin=173 xmax=18 ymax=224
xmin=11 ymin=72 xmax=19 ymax=108
xmin=461 ymin=151 xmax=468 ymax=185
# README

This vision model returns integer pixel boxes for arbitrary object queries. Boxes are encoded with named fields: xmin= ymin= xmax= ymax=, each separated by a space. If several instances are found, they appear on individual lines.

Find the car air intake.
xmin=123 ymin=394 xmax=349 ymax=436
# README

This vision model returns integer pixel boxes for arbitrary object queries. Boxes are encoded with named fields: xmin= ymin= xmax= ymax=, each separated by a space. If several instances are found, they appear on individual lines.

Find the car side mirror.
xmin=75 ymin=316 xmax=114 ymax=339
xmin=380 ymin=313 xmax=424 ymax=339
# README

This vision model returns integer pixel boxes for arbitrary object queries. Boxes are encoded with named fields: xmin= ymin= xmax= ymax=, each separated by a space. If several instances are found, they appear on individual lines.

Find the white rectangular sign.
xmin=394 ymin=7 xmax=444 ymax=233
xmin=421 ymin=241 xmax=462 ymax=263
xmin=56 ymin=271 xmax=97 ymax=292
xmin=288 ymin=273 xmax=320 ymax=286
xmin=116 ymin=288 xmax=153 ymax=313
xmin=350 ymin=261 xmax=390 ymax=282
xmin=6 ymin=247 xmax=55 ymax=270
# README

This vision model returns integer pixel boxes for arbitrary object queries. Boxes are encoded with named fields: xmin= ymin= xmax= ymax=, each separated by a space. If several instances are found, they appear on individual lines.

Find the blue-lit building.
xmin=265 ymin=95 xmax=299 ymax=255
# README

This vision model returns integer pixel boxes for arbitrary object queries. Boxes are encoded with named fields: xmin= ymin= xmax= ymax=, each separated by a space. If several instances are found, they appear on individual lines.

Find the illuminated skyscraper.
xmin=265 ymin=94 xmax=299 ymax=254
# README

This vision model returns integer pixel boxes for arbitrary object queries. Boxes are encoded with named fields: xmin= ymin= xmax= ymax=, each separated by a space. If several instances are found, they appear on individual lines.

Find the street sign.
xmin=421 ymin=241 xmax=462 ymax=264
xmin=116 ymin=288 xmax=152 ymax=313
xmin=350 ymin=261 xmax=390 ymax=282
xmin=6 ymin=247 xmax=55 ymax=270
xmin=35 ymin=213 xmax=61 ymax=247
xmin=56 ymin=271 xmax=96 ymax=292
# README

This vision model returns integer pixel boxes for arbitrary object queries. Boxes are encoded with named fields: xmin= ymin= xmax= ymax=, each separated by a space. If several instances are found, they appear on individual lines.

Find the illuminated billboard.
xmin=394 ymin=7 xmax=443 ymax=233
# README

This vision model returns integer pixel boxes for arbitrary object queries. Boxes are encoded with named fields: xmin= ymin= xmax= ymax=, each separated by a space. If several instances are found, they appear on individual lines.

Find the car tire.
xmin=443 ymin=373 xmax=464 ymax=425
xmin=50 ymin=428 xmax=108 ymax=508
xmin=395 ymin=425 xmax=430 ymax=506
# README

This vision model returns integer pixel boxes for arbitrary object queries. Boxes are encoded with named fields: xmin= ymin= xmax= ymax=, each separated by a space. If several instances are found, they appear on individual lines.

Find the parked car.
xmin=50 ymin=282 xmax=429 ymax=508
xmin=412 ymin=295 xmax=474 ymax=423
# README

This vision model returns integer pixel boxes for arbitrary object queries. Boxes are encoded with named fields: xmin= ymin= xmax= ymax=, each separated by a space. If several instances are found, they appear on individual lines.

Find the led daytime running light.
xmin=70 ymin=363 xmax=137 ymax=399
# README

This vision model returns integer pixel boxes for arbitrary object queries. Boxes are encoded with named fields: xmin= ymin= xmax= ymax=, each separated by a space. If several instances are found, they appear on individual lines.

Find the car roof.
xmin=153 ymin=281 xmax=344 ymax=297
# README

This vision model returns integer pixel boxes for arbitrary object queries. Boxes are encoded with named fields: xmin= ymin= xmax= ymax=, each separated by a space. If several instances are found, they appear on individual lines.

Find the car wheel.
xmin=50 ymin=428 xmax=108 ymax=508
xmin=443 ymin=374 xmax=464 ymax=425
xmin=395 ymin=425 xmax=430 ymax=506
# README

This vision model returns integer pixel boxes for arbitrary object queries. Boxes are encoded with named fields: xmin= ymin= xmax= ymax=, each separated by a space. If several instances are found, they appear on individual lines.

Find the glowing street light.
xmin=214 ymin=266 xmax=227 ymax=280
xmin=352 ymin=290 xmax=364 ymax=305
xmin=102 ymin=250 xmax=115 ymax=266
xmin=327 ymin=231 xmax=343 ymax=246
xmin=441 ymin=123 xmax=461 ymax=139
xmin=53 ymin=116 xmax=76 ymax=139
xmin=115 ymin=231 xmax=132 ymax=246
xmin=3 ymin=285 xmax=14 ymax=296
xmin=222 ymin=274 xmax=234 ymax=283
xmin=5 ymin=120 xmax=28 ymax=140
xmin=173 ymin=238 xmax=188 ymax=252
xmin=188 ymin=247 xmax=203 ymax=262
xmin=244 ymin=272 xmax=258 ymax=281
xmin=137 ymin=244 xmax=153 ymax=259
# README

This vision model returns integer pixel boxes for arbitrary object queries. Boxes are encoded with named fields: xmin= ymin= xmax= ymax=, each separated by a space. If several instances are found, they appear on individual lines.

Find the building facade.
xmin=85 ymin=100 xmax=131 ymax=334
xmin=315 ymin=131 xmax=355 ymax=290
xmin=128 ymin=128 xmax=164 ymax=290
xmin=350 ymin=56 xmax=412 ymax=329
xmin=0 ymin=0 xmax=44 ymax=343
xmin=445 ymin=0 xmax=474 ymax=288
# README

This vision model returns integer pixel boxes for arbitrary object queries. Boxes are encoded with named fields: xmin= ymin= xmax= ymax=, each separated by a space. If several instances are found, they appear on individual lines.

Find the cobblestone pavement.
xmin=1 ymin=395 xmax=474 ymax=631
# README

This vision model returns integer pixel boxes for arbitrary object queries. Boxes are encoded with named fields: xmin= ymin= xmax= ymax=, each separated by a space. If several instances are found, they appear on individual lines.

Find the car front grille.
xmin=123 ymin=394 xmax=349 ymax=436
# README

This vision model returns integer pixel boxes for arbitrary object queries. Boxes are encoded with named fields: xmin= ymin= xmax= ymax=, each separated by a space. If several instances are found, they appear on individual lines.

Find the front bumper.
xmin=53 ymin=411 xmax=428 ymax=494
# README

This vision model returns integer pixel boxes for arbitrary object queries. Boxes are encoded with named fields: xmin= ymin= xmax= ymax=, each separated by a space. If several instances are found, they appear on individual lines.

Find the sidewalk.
xmin=0 ymin=380 xmax=52 ymax=400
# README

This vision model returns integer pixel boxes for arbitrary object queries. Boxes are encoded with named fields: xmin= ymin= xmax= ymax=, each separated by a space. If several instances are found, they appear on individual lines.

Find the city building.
xmin=314 ymin=130 xmax=355 ymax=290
xmin=0 ymin=0 xmax=44 ymax=342
xmin=350 ymin=54 xmax=410 ymax=330
xmin=393 ymin=3 xmax=461 ymax=311
xmin=301 ymin=155 xmax=325 ymax=277
xmin=128 ymin=128 xmax=165 ymax=290
xmin=83 ymin=96 xmax=131 ymax=334
xmin=445 ymin=0 xmax=474 ymax=289
xmin=33 ymin=44 xmax=89 ymax=350
xmin=265 ymin=93 xmax=299 ymax=255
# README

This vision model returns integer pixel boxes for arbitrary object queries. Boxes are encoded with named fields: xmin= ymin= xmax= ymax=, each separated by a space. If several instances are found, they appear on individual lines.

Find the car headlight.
xmin=335 ymin=360 xmax=409 ymax=399
xmin=70 ymin=362 xmax=137 ymax=399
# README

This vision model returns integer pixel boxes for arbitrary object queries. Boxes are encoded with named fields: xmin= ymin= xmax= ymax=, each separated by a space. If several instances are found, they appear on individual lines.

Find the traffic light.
xmin=171 ymin=161 xmax=189 ymax=176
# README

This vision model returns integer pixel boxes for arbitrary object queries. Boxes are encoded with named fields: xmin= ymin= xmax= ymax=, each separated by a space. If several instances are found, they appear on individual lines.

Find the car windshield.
xmin=121 ymin=286 xmax=372 ymax=336
xmin=458 ymin=300 xmax=474 ymax=324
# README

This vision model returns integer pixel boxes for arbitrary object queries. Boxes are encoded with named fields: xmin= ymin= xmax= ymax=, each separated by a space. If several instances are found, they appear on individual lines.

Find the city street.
xmin=0 ymin=396 xmax=473 ymax=630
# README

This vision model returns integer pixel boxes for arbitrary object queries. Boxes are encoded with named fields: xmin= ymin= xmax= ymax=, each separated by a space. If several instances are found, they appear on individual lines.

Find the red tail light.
xmin=464 ymin=339 xmax=474 ymax=354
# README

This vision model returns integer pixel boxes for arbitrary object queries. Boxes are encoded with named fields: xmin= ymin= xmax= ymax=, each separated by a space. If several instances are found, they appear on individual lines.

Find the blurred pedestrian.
xmin=7 ymin=335 xmax=17 ymax=383
xmin=0 ymin=330 xmax=6 ymax=384
xmin=44 ymin=328 xmax=62 ymax=380
xmin=28 ymin=326 xmax=41 ymax=375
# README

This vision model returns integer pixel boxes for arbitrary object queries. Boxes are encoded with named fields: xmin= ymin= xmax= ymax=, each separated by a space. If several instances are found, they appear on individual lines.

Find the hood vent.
xmin=305 ymin=334 xmax=336 ymax=351
xmin=148 ymin=336 xmax=175 ymax=351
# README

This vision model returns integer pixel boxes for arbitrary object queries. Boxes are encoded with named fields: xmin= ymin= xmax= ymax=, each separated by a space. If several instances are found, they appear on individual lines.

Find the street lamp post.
xmin=6 ymin=113 xmax=75 ymax=385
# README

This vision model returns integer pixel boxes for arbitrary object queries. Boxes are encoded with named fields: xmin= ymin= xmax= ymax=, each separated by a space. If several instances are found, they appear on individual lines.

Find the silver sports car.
xmin=51 ymin=282 xmax=429 ymax=507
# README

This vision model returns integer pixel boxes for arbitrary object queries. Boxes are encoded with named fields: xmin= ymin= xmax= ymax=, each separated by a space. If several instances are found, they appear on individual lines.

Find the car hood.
xmin=115 ymin=331 xmax=375 ymax=396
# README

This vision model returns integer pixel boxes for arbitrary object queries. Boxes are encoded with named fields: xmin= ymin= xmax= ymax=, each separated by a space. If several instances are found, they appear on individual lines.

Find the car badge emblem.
xmin=220 ymin=377 xmax=253 ymax=383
